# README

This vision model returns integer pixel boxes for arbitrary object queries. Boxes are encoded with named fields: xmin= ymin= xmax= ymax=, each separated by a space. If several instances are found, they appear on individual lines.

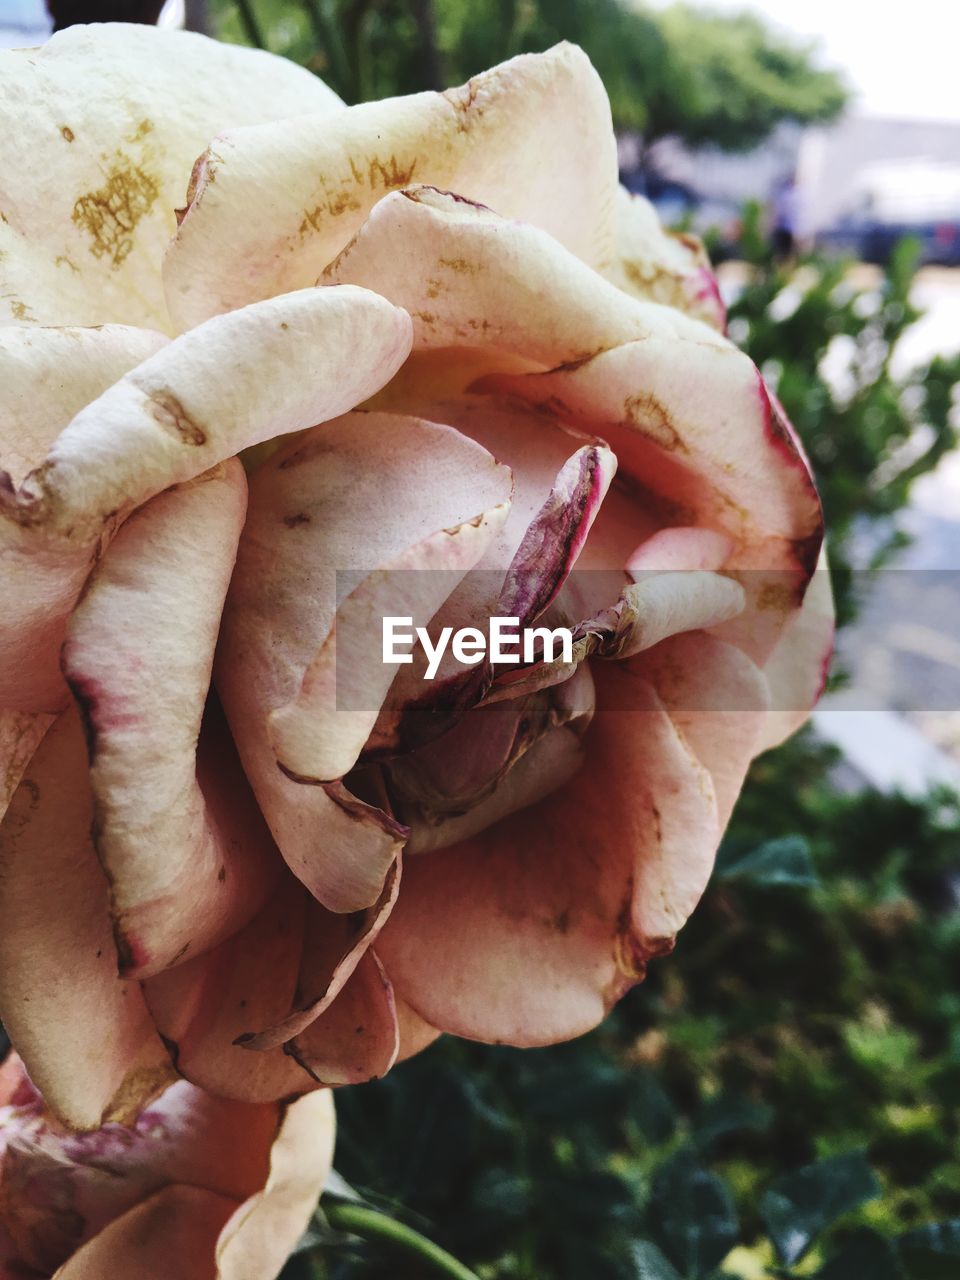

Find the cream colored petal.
xmin=0 ymin=708 xmax=174 ymax=1131
xmin=216 ymin=1090 xmax=335 ymax=1280
xmin=326 ymin=186 xmax=718 ymax=367
xmin=0 ymin=324 xmax=167 ymax=486
xmin=62 ymin=462 xmax=278 ymax=979
xmin=0 ymin=324 xmax=168 ymax=713
xmin=603 ymin=187 xmax=726 ymax=331
xmin=0 ymin=24 xmax=341 ymax=331
xmin=1 ymin=287 xmax=411 ymax=714
xmin=164 ymin=43 xmax=618 ymax=328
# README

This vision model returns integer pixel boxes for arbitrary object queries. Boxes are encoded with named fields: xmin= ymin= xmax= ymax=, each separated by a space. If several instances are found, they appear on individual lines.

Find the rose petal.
xmin=755 ymin=552 xmax=834 ymax=750
xmin=603 ymin=186 xmax=726 ymax=331
xmin=0 ymin=24 xmax=341 ymax=330
xmin=327 ymin=186 xmax=718 ymax=367
xmin=142 ymin=878 xmax=315 ymax=1105
xmin=52 ymin=1185 xmax=237 ymax=1280
xmin=1 ymin=287 xmax=412 ymax=714
xmin=0 ymin=325 xmax=167 ymax=486
xmin=0 ymin=709 xmax=174 ymax=1130
xmin=642 ymin=631 xmax=771 ymax=825
xmin=484 ymin=341 xmax=824 ymax=667
xmin=164 ymin=43 xmax=618 ymax=328
xmin=0 ymin=710 xmax=53 ymax=824
xmin=288 ymin=950 xmax=399 ymax=1087
xmin=216 ymin=1090 xmax=335 ymax=1280
xmin=62 ymin=461 xmax=278 ymax=978
xmin=0 ymin=325 xmax=168 ymax=713
xmin=217 ymin=412 xmax=512 ymax=909
xmin=5 ymin=287 xmax=412 ymax=546
xmin=236 ymin=862 xmax=399 ymax=1051
xmin=365 ymin=398 xmax=614 ymax=756
xmin=377 ymin=662 xmax=718 ymax=1045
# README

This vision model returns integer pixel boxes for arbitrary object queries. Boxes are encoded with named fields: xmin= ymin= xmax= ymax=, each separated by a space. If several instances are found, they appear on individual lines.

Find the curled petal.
xmin=62 ymin=462 xmax=279 ymax=979
xmin=216 ymin=1090 xmax=336 ymax=1280
xmin=0 ymin=325 xmax=167 ymax=487
xmin=164 ymin=42 xmax=618 ymax=327
xmin=603 ymin=187 xmax=726 ymax=331
xmin=327 ymin=186 xmax=718 ymax=368
xmin=4 ymin=287 xmax=412 ymax=547
xmin=288 ymin=950 xmax=399 ymax=1087
xmin=0 ymin=709 xmax=173 ymax=1130
xmin=218 ymin=411 xmax=512 ymax=908
xmin=0 ymin=24 xmax=341 ymax=330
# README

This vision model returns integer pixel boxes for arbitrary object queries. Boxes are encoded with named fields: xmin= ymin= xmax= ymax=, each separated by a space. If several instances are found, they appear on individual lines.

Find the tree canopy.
xmin=214 ymin=0 xmax=848 ymax=150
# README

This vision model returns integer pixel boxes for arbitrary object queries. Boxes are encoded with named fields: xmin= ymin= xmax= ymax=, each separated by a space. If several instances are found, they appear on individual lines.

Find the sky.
xmin=649 ymin=0 xmax=960 ymax=122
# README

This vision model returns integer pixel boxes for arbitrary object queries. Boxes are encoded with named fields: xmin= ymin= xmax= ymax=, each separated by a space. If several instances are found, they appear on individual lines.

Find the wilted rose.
xmin=0 ymin=24 xmax=832 ymax=1128
xmin=0 ymin=1053 xmax=333 ymax=1278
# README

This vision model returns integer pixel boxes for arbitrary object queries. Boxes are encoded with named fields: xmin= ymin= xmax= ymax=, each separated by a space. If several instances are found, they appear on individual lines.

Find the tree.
xmin=211 ymin=0 xmax=847 ymax=152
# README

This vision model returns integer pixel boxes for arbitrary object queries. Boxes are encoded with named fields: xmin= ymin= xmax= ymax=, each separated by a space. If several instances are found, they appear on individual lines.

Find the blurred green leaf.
xmin=816 ymin=1228 xmax=905 ymax=1279
xmin=716 ymin=835 xmax=820 ymax=889
xmin=761 ymin=1152 xmax=882 ymax=1265
xmin=630 ymin=1239 xmax=683 ymax=1280
xmin=649 ymin=1149 xmax=739 ymax=1277
xmin=897 ymin=1220 xmax=960 ymax=1279
xmin=694 ymin=1095 xmax=773 ymax=1150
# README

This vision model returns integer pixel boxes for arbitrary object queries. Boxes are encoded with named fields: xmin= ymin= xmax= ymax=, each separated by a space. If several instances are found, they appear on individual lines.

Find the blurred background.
xmin=3 ymin=1 xmax=960 ymax=1276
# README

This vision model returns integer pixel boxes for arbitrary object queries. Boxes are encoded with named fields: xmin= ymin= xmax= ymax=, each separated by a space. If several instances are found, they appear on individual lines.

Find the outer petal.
xmin=164 ymin=43 xmax=618 ymax=328
xmin=484 ymin=341 xmax=824 ymax=669
xmin=378 ymin=662 xmax=719 ymax=1045
xmin=484 ymin=342 xmax=821 ymax=572
xmin=602 ymin=187 xmax=726 ymax=331
xmin=215 ymin=1090 xmax=336 ymax=1280
xmin=0 ymin=24 xmax=341 ymax=331
xmin=288 ymin=950 xmax=399 ymax=1087
xmin=0 ymin=325 xmax=167 ymax=486
xmin=1 ymin=287 xmax=412 ymax=712
xmin=642 ymin=631 xmax=771 ymax=826
xmin=327 ymin=186 xmax=719 ymax=369
xmin=62 ymin=461 xmax=278 ymax=978
xmin=217 ymin=412 xmax=512 ymax=909
xmin=142 ymin=878 xmax=315 ymax=1104
xmin=0 ymin=324 xmax=168 ymax=713
xmin=236 ymin=865 xmax=399 ymax=1051
xmin=53 ymin=1185 xmax=237 ymax=1280
xmin=0 ymin=709 xmax=174 ymax=1130
xmin=755 ymin=554 xmax=834 ymax=751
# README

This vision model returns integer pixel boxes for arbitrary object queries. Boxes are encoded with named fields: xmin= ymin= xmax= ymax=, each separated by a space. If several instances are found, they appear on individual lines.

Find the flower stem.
xmin=324 ymin=1201 xmax=480 ymax=1280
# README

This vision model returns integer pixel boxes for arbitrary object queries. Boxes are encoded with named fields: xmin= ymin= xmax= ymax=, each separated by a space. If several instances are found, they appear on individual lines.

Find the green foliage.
xmin=209 ymin=0 xmax=847 ymax=144
xmin=726 ymin=218 xmax=960 ymax=626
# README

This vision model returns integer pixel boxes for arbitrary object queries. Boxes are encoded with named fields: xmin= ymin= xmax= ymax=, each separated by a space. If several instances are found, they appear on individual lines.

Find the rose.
xmin=0 ymin=1053 xmax=333 ymax=1278
xmin=0 ymin=24 xmax=832 ymax=1129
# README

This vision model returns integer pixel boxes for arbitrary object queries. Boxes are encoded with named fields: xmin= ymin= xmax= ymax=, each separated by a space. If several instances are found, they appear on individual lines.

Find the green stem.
xmin=233 ymin=0 xmax=267 ymax=49
xmin=324 ymin=1201 xmax=480 ymax=1280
